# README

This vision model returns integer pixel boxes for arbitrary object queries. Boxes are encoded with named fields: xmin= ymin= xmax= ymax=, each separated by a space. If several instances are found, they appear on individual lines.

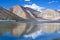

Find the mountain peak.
xmin=44 ymin=9 xmax=55 ymax=12
xmin=11 ymin=5 xmax=21 ymax=8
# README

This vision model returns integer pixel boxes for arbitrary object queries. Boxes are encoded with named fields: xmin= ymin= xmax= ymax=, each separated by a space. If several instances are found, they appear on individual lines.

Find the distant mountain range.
xmin=0 ymin=5 xmax=60 ymax=20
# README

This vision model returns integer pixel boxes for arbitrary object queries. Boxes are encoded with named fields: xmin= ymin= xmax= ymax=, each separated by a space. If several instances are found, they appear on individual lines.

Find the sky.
xmin=0 ymin=0 xmax=60 ymax=11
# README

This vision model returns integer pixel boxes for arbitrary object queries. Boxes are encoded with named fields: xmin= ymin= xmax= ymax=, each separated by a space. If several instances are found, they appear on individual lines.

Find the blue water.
xmin=0 ymin=32 xmax=60 ymax=40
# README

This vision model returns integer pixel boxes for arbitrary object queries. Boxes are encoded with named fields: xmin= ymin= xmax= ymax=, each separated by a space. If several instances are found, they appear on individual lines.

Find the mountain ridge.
xmin=0 ymin=5 xmax=60 ymax=20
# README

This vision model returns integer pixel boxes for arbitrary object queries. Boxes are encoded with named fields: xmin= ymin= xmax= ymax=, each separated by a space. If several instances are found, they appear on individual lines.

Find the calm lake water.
xmin=0 ymin=20 xmax=60 ymax=40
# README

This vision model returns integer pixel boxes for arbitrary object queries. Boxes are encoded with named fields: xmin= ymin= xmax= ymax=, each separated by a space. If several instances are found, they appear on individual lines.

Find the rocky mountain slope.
xmin=0 ymin=5 xmax=60 ymax=20
xmin=0 ymin=6 xmax=25 ymax=20
xmin=39 ymin=9 xmax=60 ymax=20
xmin=9 ymin=5 xmax=45 ymax=20
xmin=9 ymin=5 xmax=60 ymax=20
xmin=10 ymin=5 xmax=36 ymax=20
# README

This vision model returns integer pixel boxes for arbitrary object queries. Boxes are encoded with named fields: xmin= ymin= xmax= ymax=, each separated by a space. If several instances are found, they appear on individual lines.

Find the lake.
xmin=0 ymin=20 xmax=60 ymax=40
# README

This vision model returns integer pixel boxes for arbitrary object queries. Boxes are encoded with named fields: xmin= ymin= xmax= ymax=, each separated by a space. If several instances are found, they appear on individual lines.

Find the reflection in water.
xmin=0 ymin=21 xmax=60 ymax=37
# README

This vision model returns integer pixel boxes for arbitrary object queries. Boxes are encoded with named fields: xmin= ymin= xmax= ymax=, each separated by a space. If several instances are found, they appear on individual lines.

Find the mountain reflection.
xmin=0 ymin=21 xmax=60 ymax=36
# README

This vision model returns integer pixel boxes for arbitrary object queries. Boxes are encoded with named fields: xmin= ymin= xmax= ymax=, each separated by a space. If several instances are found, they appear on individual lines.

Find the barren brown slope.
xmin=39 ymin=9 xmax=60 ymax=20
xmin=22 ymin=8 xmax=36 ymax=20
xmin=10 ymin=5 xmax=38 ymax=20
xmin=0 ymin=7 xmax=25 ymax=20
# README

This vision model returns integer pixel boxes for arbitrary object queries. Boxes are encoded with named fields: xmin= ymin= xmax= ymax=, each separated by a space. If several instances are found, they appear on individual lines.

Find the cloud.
xmin=58 ymin=9 xmax=60 ymax=11
xmin=24 ymin=3 xmax=45 ymax=12
xmin=25 ymin=0 xmax=30 ymax=1
xmin=48 ymin=1 xmax=58 ymax=4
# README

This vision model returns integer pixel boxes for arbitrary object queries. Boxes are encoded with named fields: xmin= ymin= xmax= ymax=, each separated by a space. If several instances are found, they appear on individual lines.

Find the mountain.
xmin=0 ymin=6 xmax=25 ymax=20
xmin=0 ymin=5 xmax=41 ymax=20
xmin=10 ymin=5 xmax=45 ymax=20
xmin=22 ymin=7 xmax=41 ymax=18
xmin=0 ymin=5 xmax=60 ymax=20
xmin=10 ymin=5 xmax=60 ymax=20
xmin=22 ymin=7 xmax=46 ymax=20
xmin=39 ymin=9 xmax=60 ymax=20
xmin=10 ymin=5 xmax=36 ymax=20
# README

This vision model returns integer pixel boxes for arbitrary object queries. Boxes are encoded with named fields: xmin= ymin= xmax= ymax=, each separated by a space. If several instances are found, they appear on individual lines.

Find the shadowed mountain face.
xmin=22 ymin=7 xmax=41 ymax=18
